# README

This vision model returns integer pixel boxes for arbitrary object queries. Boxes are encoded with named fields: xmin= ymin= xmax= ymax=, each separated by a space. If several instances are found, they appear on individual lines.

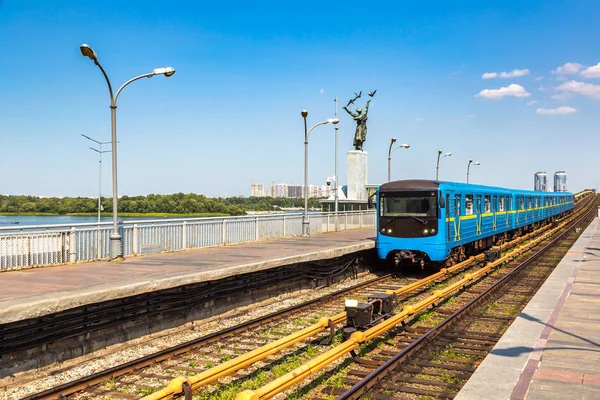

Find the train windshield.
xmin=380 ymin=191 xmax=438 ymax=218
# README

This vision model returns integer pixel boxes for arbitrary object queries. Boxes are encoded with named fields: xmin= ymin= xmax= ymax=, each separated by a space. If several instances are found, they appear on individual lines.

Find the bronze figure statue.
xmin=343 ymin=90 xmax=376 ymax=151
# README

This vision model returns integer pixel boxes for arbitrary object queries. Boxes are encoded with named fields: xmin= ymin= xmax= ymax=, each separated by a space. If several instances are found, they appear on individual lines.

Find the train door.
xmin=453 ymin=194 xmax=462 ymax=242
xmin=445 ymin=192 xmax=452 ymax=243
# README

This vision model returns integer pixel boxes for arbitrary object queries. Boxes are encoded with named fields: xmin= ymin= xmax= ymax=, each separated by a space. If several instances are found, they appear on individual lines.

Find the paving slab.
xmin=455 ymin=218 xmax=600 ymax=400
xmin=0 ymin=228 xmax=375 ymax=324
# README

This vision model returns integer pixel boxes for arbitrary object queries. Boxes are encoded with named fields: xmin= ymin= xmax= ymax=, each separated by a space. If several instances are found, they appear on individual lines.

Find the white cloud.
xmin=476 ymin=84 xmax=531 ymax=99
xmin=556 ymin=80 xmax=600 ymax=99
xmin=536 ymin=107 xmax=577 ymax=115
xmin=481 ymin=69 xmax=529 ymax=79
xmin=581 ymin=62 xmax=600 ymax=78
xmin=551 ymin=93 xmax=572 ymax=101
xmin=553 ymin=62 xmax=583 ymax=75
xmin=538 ymin=86 xmax=549 ymax=92
xmin=535 ymin=77 xmax=544 ymax=81
xmin=319 ymin=88 xmax=325 ymax=94
xmin=526 ymin=100 xmax=539 ymax=106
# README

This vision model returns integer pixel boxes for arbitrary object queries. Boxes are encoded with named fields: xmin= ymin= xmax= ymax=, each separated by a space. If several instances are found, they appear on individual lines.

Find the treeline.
xmin=0 ymin=193 xmax=323 ymax=215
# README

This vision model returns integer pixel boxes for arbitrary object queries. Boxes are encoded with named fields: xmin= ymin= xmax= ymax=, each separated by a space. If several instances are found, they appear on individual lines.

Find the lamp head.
xmin=327 ymin=118 xmax=340 ymax=125
xmin=446 ymin=152 xmax=452 ymax=157
xmin=80 ymin=44 xmax=98 ymax=61
xmin=326 ymin=178 xmax=331 ymax=186
xmin=153 ymin=67 xmax=176 ymax=77
xmin=401 ymin=144 xmax=410 ymax=148
xmin=469 ymin=159 xmax=473 ymax=163
xmin=301 ymin=110 xmax=308 ymax=118
xmin=474 ymin=162 xmax=481 ymax=166
xmin=438 ymin=149 xmax=443 ymax=155
xmin=391 ymin=137 xmax=397 ymax=143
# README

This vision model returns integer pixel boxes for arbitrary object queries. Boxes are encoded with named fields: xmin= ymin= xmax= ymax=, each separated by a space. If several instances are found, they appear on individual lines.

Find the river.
xmin=0 ymin=215 xmax=206 ymax=227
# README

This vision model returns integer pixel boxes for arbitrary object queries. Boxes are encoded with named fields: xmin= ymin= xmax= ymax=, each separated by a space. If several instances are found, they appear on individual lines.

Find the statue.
xmin=343 ymin=90 xmax=376 ymax=151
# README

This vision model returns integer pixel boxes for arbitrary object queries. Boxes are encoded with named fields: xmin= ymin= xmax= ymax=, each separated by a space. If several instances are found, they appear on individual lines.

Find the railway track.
xmin=14 ymin=195 xmax=595 ymax=400
xmin=327 ymin=196 xmax=598 ymax=400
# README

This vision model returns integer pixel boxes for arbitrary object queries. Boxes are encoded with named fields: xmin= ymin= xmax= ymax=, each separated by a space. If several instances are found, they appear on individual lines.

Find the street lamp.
xmin=387 ymin=137 xmax=410 ymax=182
xmin=301 ymin=110 xmax=339 ymax=236
xmin=80 ymin=44 xmax=175 ymax=259
xmin=82 ymin=134 xmax=111 ymax=259
xmin=466 ymin=159 xmax=480 ymax=184
xmin=436 ymin=149 xmax=452 ymax=181
xmin=333 ymin=97 xmax=339 ymax=216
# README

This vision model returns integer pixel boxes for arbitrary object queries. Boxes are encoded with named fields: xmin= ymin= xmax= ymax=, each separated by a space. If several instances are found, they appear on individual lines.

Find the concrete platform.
xmin=0 ymin=228 xmax=375 ymax=324
xmin=455 ymin=218 xmax=600 ymax=400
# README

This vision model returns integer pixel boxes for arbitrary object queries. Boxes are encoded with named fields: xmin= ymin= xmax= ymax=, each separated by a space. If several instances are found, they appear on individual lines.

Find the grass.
xmin=413 ymin=309 xmax=435 ymax=323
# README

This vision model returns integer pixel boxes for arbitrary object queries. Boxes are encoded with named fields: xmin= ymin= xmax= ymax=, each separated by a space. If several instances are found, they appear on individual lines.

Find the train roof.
xmin=379 ymin=179 xmax=573 ymax=195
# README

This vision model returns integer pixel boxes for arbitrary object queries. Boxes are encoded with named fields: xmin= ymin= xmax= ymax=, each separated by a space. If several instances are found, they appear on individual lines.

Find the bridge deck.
xmin=456 ymin=217 xmax=600 ymax=400
xmin=0 ymin=228 xmax=375 ymax=324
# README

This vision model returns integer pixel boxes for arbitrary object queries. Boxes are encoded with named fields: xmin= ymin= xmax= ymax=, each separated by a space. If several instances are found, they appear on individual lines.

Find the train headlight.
xmin=387 ymin=228 xmax=392 ymax=234
xmin=423 ymin=229 xmax=429 ymax=234
xmin=431 ymin=228 xmax=436 ymax=234
xmin=380 ymin=228 xmax=385 ymax=233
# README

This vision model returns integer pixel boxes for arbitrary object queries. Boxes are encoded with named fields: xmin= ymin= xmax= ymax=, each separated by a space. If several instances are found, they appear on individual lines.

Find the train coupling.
xmin=343 ymin=293 xmax=398 ymax=340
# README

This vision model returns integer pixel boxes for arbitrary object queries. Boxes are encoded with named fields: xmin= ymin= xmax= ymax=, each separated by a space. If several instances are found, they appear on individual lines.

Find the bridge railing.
xmin=0 ymin=210 xmax=376 ymax=271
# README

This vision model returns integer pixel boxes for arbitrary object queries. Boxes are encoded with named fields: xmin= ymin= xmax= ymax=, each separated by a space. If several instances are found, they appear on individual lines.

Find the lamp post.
xmin=301 ymin=110 xmax=339 ymax=236
xmin=436 ymin=149 xmax=452 ymax=181
xmin=82 ymin=134 xmax=111 ymax=259
xmin=80 ymin=44 xmax=175 ymax=259
xmin=333 ymin=97 xmax=339 ymax=215
xmin=466 ymin=159 xmax=480 ymax=183
xmin=387 ymin=137 xmax=410 ymax=182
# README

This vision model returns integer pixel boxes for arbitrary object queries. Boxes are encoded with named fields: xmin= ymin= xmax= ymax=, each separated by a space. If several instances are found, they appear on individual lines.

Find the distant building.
xmin=554 ymin=171 xmax=568 ymax=192
xmin=250 ymin=181 xmax=264 ymax=197
xmin=534 ymin=171 xmax=547 ymax=191
xmin=287 ymin=185 xmax=303 ymax=198
xmin=253 ymin=180 xmax=330 ymax=198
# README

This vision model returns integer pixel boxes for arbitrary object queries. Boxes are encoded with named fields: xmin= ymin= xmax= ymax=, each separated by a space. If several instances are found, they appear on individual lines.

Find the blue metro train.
xmin=376 ymin=180 xmax=574 ymax=268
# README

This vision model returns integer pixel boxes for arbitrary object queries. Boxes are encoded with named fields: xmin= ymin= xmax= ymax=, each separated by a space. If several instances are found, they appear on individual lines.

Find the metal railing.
xmin=0 ymin=210 xmax=376 ymax=271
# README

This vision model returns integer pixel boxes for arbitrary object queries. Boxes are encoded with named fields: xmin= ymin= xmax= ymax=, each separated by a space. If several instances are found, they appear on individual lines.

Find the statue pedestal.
xmin=347 ymin=150 xmax=368 ymax=200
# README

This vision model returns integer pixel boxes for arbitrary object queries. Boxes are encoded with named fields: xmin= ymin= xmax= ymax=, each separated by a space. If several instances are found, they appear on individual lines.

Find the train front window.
xmin=381 ymin=192 xmax=438 ymax=218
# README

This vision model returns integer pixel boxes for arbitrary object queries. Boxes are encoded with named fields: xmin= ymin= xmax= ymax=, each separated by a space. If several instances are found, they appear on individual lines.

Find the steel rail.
xmin=237 ymin=198 xmax=593 ymax=399
xmin=336 ymin=197 xmax=598 ymax=400
xmin=25 ymin=196 xmax=592 ymax=400
xmin=22 ymin=273 xmax=391 ymax=400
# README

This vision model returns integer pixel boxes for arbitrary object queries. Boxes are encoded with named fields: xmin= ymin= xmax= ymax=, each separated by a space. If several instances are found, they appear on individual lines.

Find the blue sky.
xmin=0 ymin=0 xmax=599 ymax=197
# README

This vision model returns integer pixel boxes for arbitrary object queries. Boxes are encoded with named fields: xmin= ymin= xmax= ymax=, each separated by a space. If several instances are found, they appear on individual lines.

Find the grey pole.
xmin=80 ymin=44 xmax=175 ymax=259
xmin=436 ymin=150 xmax=442 ymax=181
xmin=387 ymin=137 xmax=396 ymax=182
xmin=436 ymin=149 xmax=452 ymax=181
xmin=467 ymin=159 xmax=472 ymax=183
xmin=467 ymin=160 xmax=480 ymax=183
xmin=334 ymin=97 xmax=339 ymax=215
xmin=302 ymin=110 xmax=309 ymax=236
xmin=388 ymin=139 xmax=410 ymax=182
xmin=301 ymin=110 xmax=339 ymax=236
xmin=82 ymin=134 xmax=111 ymax=259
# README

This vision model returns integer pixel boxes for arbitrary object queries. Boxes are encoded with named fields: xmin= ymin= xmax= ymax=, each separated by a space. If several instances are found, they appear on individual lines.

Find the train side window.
xmin=454 ymin=195 xmax=461 ymax=216
xmin=499 ymin=196 xmax=505 ymax=211
xmin=528 ymin=197 xmax=532 ymax=209
xmin=491 ymin=195 xmax=497 ymax=212
xmin=466 ymin=195 xmax=474 ymax=215
xmin=485 ymin=195 xmax=491 ymax=213
xmin=520 ymin=197 xmax=525 ymax=210
xmin=476 ymin=195 xmax=482 ymax=214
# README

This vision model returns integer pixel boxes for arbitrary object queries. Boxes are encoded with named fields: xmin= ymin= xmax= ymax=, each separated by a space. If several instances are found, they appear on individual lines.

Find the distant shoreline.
xmin=0 ymin=212 xmax=231 ymax=218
